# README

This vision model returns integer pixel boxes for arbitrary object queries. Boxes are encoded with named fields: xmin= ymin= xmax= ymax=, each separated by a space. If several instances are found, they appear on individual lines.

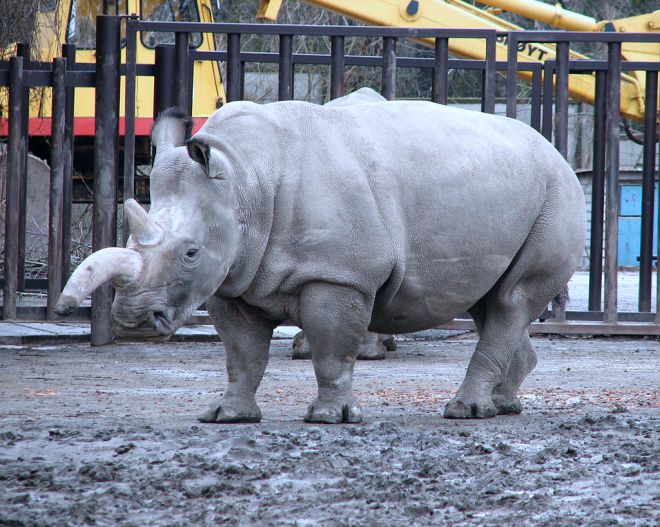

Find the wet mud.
xmin=1 ymin=335 xmax=658 ymax=526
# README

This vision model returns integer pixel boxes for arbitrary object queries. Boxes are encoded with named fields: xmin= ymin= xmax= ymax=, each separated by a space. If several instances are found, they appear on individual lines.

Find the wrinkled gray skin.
xmin=292 ymin=330 xmax=396 ymax=360
xmin=56 ymin=88 xmax=586 ymax=423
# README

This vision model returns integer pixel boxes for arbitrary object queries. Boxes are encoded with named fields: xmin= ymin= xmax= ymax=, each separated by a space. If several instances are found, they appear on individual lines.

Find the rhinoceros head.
xmin=55 ymin=108 xmax=241 ymax=338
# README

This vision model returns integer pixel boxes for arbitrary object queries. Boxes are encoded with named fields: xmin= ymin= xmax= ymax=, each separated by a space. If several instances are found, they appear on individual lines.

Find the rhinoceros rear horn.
xmin=124 ymin=198 xmax=163 ymax=246
xmin=151 ymin=107 xmax=193 ymax=151
xmin=54 ymin=248 xmax=143 ymax=316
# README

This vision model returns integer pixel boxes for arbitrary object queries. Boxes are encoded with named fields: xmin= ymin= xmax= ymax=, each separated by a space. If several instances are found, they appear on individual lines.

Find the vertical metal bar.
xmin=175 ymin=31 xmax=190 ymax=112
xmin=603 ymin=42 xmax=621 ymax=324
xmin=588 ymin=70 xmax=607 ymax=312
xmin=482 ymin=33 xmax=496 ymax=113
xmin=2 ymin=57 xmax=24 ymax=320
xmin=91 ymin=15 xmax=120 ymax=345
xmin=554 ymin=41 xmax=569 ymax=159
xmin=541 ymin=61 xmax=554 ymax=141
xmin=16 ymin=43 xmax=29 ymax=292
xmin=153 ymin=45 xmax=176 ymax=116
xmin=381 ymin=37 xmax=396 ymax=101
xmin=330 ymin=35 xmax=345 ymax=100
xmin=432 ymin=37 xmax=448 ymax=105
xmin=657 ymin=140 xmax=660 ymax=325
xmin=123 ymin=22 xmax=137 ymax=247
xmin=61 ymin=44 xmax=76 ymax=286
xmin=226 ymin=33 xmax=241 ymax=102
xmin=47 ymin=58 xmax=66 ymax=319
xmin=530 ymin=66 xmax=542 ymax=131
xmin=239 ymin=60 xmax=245 ymax=101
xmin=638 ymin=70 xmax=658 ymax=312
xmin=278 ymin=34 xmax=294 ymax=101
xmin=506 ymin=32 xmax=518 ymax=118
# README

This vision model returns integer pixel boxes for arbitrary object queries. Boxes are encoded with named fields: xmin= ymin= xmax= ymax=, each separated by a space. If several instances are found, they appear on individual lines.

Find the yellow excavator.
xmin=257 ymin=0 xmax=659 ymax=121
xmin=1 ymin=0 xmax=223 ymax=146
xmin=1 ymin=0 xmax=658 ymax=145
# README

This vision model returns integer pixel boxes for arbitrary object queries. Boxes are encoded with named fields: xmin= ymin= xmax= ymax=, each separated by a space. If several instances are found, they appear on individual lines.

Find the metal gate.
xmin=1 ymin=16 xmax=659 ymax=343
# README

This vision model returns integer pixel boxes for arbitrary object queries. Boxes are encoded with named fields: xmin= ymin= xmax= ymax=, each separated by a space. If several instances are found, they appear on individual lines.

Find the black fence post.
xmin=588 ymin=69 xmax=607 ymax=312
xmin=2 ymin=56 xmax=24 ymax=320
xmin=482 ymin=33 xmax=496 ymax=113
xmin=123 ymin=20 xmax=138 ymax=246
xmin=175 ymin=31 xmax=191 ymax=112
xmin=278 ymin=34 xmax=294 ymax=101
xmin=541 ymin=61 xmax=554 ymax=142
xmin=226 ymin=33 xmax=241 ymax=102
xmin=432 ymin=37 xmax=448 ymax=105
xmin=530 ymin=66 xmax=542 ymax=132
xmin=16 ymin=43 xmax=29 ymax=292
xmin=381 ymin=37 xmax=396 ymax=100
xmin=553 ymin=41 xmax=570 ymax=160
xmin=47 ymin=58 xmax=66 ymax=319
xmin=239 ymin=60 xmax=246 ymax=101
xmin=153 ymin=45 xmax=177 ymax=116
xmin=330 ymin=35 xmax=345 ymax=100
xmin=638 ymin=70 xmax=658 ymax=312
xmin=62 ymin=44 xmax=76 ymax=285
xmin=603 ymin=42 xmax=621 ymax=324
xmin=91 ymin=15 xmax=120 ymax=346
xmin=506 ymin=33 xmax=518 ymax=118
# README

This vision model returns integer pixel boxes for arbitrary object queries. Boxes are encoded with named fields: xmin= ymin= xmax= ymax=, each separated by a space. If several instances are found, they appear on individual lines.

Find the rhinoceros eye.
xmin=183 ymin=246 xmax=200 ymax=263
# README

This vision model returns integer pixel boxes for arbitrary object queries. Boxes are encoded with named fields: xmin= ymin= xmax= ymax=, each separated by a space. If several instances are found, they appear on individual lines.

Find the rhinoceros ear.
xmin=152 ymin=107 xmax=193 ymax=151
xmin=186 ymin=139 xmax=228 ymax=179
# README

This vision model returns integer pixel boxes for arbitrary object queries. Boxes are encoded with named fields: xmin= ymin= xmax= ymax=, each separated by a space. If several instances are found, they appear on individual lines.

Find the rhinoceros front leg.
xmin=300 ymin=283 xmax=373 ymax=424
xmin=198 ymin=296 xmax=275 ymax=423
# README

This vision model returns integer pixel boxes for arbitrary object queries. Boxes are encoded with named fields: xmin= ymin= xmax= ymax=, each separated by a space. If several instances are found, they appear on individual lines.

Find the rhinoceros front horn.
xmin=54 ymin=248 xmax=143 ymax=316
xmin=124 ymin=198 xmax=163 ymax=246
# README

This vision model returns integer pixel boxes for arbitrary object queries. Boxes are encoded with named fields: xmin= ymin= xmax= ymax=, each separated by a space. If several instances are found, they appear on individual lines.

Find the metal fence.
xmin=1 ymin=16 xmax=659 ymax=342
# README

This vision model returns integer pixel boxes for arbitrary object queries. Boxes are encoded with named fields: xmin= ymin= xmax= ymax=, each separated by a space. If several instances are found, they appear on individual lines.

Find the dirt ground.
xmin=0 ymin=333 xmax=658 ymax=526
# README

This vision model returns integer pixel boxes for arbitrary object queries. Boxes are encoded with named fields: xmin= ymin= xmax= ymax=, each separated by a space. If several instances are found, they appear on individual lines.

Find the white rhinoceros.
xmin=56 ymin=88 xmax=586 ymax=423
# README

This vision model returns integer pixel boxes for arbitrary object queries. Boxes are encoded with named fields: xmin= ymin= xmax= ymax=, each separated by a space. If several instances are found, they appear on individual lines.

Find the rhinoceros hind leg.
xmin=198 ymin=398 xmax=262 ymax=423
xmin=491 ymin=335 xmax=537 ymax=415
xmin=291 ymin=331 xmax=310 ymax=359
xmin=300 ymin=283 xmax=373 ymax=424
xmin=356 ymin=332 xmax=386 ymax=360
xmin=444 ymin=193 xmax=582 ymax=420
xmin=292 ymin=330 xmax=388 ymax=360
xmin=381 ymin=335 xmax=397 ymax=352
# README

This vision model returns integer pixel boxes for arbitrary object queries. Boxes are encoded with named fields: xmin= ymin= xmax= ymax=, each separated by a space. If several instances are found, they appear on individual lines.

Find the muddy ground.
xmin=0 ymin=333 xmax=658 ymax=526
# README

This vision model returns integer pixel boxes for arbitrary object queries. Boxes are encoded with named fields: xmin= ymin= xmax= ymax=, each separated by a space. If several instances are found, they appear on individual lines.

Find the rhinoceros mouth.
xmin=152 ymin=311 xmax=176 ymax=336
xmin=113 ymin=308 xmax=177 ymax=338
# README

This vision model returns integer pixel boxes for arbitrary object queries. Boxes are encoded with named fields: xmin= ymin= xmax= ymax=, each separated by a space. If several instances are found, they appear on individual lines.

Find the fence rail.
xmin=1 ymin=18 xmax=659 ymax=341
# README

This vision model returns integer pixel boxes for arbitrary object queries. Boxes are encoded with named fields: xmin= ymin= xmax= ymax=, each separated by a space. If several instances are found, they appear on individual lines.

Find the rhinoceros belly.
xmin=369 ymin=250 xmax=513 ymax=333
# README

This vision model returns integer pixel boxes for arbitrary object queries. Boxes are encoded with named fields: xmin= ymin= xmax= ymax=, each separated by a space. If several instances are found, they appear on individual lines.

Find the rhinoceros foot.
xmin=197 ymin=398 xmax=261 ymax=423
xmin=492 ymin=394 xmax=523 ymax=415
xmin=304 ymin=397 xmax=363 ymax=424
xmin=443 ymin=396 xmax=498 ymax=419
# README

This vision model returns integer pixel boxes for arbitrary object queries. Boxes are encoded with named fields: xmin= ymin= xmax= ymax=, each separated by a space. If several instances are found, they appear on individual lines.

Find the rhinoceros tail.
xmin=152 ymin=107 xmax=193 ymax=150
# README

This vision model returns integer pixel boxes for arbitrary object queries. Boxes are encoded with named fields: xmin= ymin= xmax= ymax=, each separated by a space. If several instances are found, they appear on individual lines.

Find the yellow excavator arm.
xmin=257 ymin=0 xmax=659 ymax=121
